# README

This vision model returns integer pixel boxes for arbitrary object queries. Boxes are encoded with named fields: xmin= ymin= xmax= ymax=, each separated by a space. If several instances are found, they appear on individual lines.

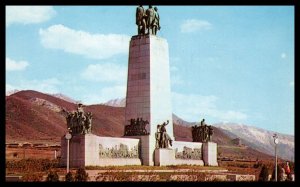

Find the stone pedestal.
xmin=60 ymin=134 xmax=85 ymax=167
xmin=125 ymin=35 xmax=174 ymax=166
xmin=154 ymin=148 xmax=175 ymax=166
xmin=203 ymin=142 xmax=218 ymax=166
xmin=60 ymin=134 xmax=141 ymax=167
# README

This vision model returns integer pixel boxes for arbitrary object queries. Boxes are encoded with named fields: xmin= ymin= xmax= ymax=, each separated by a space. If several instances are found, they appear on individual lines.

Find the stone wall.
xmin=60 ymin=134 xmax=141 ymax=167
xmin=172 ymin=141 xmax=204 ymax=166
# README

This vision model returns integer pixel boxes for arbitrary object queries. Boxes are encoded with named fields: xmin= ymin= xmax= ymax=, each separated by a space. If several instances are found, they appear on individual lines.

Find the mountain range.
xmin=5 ymin=90 xmax=294 ymax=161
xmin=215 ymin=123 xmax=294 ymax=161
xmin=103 ymin=98 xmax=294 ymax=162
xmin=102 ymin=98 xmax=126 ymax=107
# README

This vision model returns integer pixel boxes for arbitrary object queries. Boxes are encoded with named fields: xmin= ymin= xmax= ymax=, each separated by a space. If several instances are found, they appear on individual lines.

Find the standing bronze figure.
xmin=155 ymin=120 xmax=172 ymax=148
xmin=145 ymin=5 xmax=155 ymax=35
xmin=152 ymin=7 xmax=160 ymax=35
xmin=136 ymin=5 xmax=146 ymax=35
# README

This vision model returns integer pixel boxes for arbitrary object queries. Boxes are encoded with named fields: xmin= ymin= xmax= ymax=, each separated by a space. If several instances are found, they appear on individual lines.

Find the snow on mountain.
xmin=51 ymin=93 xmax=78 ymax=104
xmin=30 ymin=97 xmax=62 ymax=112
xmin=214 ymin=123 xmax=294 ymax=161
xmin=172 ymin=113 xmax=197 ymax=126
xmin=102 ymin=98 xmax=126 ymax=107
xmin=6 ymin=89 xmax=20 ymax=96
xmin=101 ymin=97 xmax=294 ymax=161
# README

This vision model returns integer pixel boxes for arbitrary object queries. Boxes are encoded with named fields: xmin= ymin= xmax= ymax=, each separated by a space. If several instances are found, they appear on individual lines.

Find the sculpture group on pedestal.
xmin=65 ymin=103 xmax=92 ymax=135
xmin=124 ymin=117 xmax=150 ymax=136
xmin=136 ymin=5 xmax=160 ymax=35
xmin=192 ymin=119 xmax=214 ymax=143
xmin=155 ymin=120 xmax=173 ymax=149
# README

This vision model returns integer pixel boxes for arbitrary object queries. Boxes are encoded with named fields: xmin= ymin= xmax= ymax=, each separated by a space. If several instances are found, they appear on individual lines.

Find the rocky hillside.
xmin=215 ymin=123 xmax=294 ymax=161
xmin=6 ymin=90 xmax=125 ymax=143
xmin=6 ymin=90 xmax=277 ymax=161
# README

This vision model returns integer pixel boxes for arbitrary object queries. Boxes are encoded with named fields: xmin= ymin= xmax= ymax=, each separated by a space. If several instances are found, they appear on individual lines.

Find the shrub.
xmin=6 ymin=159 xmax=59 ymax=173
xmin=13 ymin=152 xmax=18 ymax=158
xmin=253 ymin=161 xmax=263 ymax=168
xmin=65 ymin=172 xmax=74 ymax=182
xmin=258 ymin=165 xmax=269 ymax=181
xmin=22 ymin=173 xmax=42 ymax=182
xmin=46 ymin=170 xmax=59 ymax=182
xmin=75 ymin=168 xmax=89 ymax=182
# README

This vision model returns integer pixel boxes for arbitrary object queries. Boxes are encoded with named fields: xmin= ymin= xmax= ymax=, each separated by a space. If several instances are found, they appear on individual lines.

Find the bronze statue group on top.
xmin=136 ymin=5 xmax=160 ymax=35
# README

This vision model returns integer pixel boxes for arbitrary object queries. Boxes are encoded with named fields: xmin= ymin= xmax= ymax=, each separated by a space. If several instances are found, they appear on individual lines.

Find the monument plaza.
xmin=60 ymin=5 xmax=218 ymax=168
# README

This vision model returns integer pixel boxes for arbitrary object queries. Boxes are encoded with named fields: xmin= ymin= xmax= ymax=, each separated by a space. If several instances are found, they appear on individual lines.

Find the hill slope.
xmin=6 ymin=90 xmax=276 ymax=161
xmin=215 ymin=123 xmax=294 ymax=161
xmin=6 ymin=90 xmax=125 ymax=143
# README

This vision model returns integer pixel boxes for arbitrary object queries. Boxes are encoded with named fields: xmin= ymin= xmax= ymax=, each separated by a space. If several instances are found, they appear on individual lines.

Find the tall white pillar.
xmin=125 ymin=35 xmax=174 ymax=165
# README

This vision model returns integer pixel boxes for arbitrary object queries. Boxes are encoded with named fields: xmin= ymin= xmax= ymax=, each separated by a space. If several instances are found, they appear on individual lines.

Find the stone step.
xmin=86 ymin=169 xmax=228 ymax=174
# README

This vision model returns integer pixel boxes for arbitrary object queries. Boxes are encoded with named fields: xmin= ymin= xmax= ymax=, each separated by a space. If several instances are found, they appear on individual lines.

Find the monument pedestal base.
xmin=203 ymin=142 xmax=218 ymax=166
xmin=154 ymin=148 xmax=175 ymax=166
xmin=60 ymin=134 xmax=142 ymax=167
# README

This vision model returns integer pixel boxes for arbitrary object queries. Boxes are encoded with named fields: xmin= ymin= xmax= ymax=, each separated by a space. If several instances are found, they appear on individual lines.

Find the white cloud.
xmin=82 ymin=85 xmax=126 ymax=105
xmin=289 ymin=81 xmax=294 ymax=88
xmin=281 ymin=53 xmax=287 ymax=59
xmin=6 ymin=84 xmax=20 ymax=96
xmin=81 ymin=63 xmax=127 ymax=83
xmin=6 ymin=84 xmax=16 ymax=92
xmin=6 ymin=6 xmax=56 ymax=26
xmin=6 ymin=57 xmax=29 ymax=71
xmin=39 ymin=24 xmax=131 ymax=60
xmin=7 ymin=78 xmax=61 ymax=94
xmin=172 ymin=92 xmax=248 ymax=123
xmin=180 ymin=19 xmax=212 ymax=33
xmin=209 ymin=110 xmax=248 ymax=123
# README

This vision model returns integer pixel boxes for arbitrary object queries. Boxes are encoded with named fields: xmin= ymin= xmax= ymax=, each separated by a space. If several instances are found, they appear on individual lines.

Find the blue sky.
xmin=6 ymin=6 xmax=294 ymax=135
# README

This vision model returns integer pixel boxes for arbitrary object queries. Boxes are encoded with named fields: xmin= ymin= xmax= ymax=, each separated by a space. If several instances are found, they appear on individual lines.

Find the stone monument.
xmin=61 ymin=6 xmax=218 ymax=168
xmin=124 ymin=6 xmax=174 ymax=166
xmin=192 ymin=118 xmax=218 ymax=166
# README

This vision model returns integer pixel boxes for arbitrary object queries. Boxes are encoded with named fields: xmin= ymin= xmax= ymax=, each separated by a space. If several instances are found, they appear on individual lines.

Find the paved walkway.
xmin=85 ymin=169 xmax=257 ymax=181
xmin=86 ymin=169 xmax=229 ymax=176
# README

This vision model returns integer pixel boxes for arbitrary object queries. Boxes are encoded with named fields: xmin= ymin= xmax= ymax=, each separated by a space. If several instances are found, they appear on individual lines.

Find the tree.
xmin=46 ymin=170 xmax=59 ymax=182
xmin=258 ymin=165 xmax=269 ymax=181
xmin=75 ymin=168 xmax=89 ymax=182
xmin=65 ymin=172 xmax=74 ymax=182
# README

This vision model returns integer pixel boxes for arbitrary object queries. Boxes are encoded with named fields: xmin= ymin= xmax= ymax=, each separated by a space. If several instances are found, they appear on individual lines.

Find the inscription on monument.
xmin=99 ymin=143 xmax=139 ymax=158
xmin=175 ymin=146 xmax=202 ymax=160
